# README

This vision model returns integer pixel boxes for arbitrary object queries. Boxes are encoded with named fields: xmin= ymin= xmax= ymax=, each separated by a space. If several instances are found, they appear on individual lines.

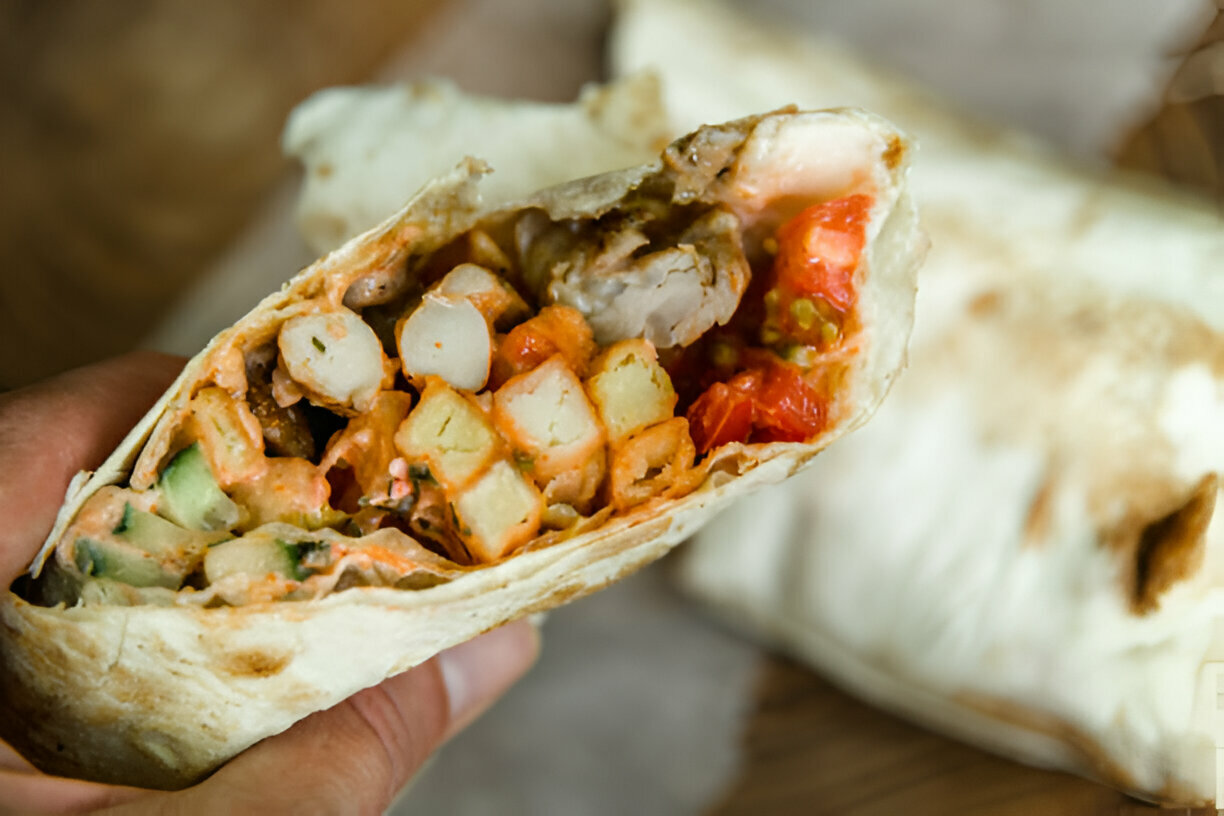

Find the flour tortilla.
xmin=285 ymin=72 xmax=671 ymax=255
xmin=0 ymin=106 xmax=923 ymax=790
xmin=613 ymin=0 xmax=1224 ymax=806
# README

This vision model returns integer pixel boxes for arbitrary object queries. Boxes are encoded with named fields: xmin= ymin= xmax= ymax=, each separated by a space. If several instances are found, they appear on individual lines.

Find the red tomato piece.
xmin=686 ymin=358 xmax=825 ymax=453
xmin=752 ymin=360 xmax=825 ymax=443
xmin=687 ymin=381 xmax=755 ymax=454
xmin=773 ymin=193 xmax=872 ymax=315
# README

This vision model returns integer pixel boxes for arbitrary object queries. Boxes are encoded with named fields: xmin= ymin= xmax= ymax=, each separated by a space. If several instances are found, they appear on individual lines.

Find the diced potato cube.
xmin=585 ymin=339 xmax=678 ymax=444
xmin=455 ymin=460 xmax=543 ymax=562
xmin=608 ymin=417 xmax=698 ymax=512
xmin=394 ymin=379 xmax=500 ymax=492
xmin=493 ymin=356 xmax=605 ymax=494
xmin=185 ymin=387 xmax=266 ymax=487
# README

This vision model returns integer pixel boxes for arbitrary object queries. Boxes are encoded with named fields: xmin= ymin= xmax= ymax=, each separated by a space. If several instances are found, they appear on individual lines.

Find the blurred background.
xmin=2 ymin=1 xmax=1221 ymax=813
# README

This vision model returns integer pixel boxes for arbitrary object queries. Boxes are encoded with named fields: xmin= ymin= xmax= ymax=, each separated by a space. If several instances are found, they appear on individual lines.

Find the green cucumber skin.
xmin=202 ymin=537 xmax=330 ymax=583
xmin=73 ymin=538 xmax=180 ymax=589
xmin=114 ymin=502 xmax=210 ymax=561
xmin=158 ymin=444 xmax=240 ymax=532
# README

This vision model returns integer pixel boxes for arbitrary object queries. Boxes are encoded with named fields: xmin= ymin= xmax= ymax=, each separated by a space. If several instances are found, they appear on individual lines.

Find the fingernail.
xmin=437 ymin=619 xmax=540 ymax=737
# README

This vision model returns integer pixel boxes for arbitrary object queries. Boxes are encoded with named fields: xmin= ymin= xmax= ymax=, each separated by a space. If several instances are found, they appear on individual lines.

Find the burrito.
xmin=614 ymin=0 xmax=1224 ymax=806
xmin=0 ymin=107 xmax=925 ymax=790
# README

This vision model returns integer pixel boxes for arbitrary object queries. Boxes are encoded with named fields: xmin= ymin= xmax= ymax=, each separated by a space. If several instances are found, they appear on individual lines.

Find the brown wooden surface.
xmin=0 ymin=0 xmax=447 ymax=388
xmin=3 ymin=2 xmax=1221 ymax=813
xmin=709 ymin=657 xmax=1189 ymax=816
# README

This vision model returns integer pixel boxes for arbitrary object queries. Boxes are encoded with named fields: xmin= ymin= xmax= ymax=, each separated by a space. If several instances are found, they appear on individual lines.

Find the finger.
xmin=0 ymin=762 xmax=146 ymax=816
xmin=131 ymin=620 xmax=539 ymax=816
xmin=0 ymin=351 xmax=183 ymax=582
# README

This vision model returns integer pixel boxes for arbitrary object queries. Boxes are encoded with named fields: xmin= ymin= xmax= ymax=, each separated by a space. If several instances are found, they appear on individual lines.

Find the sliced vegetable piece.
xmin=454 ymin=460 xmax=544 ymax=562
xmin=279 ymin=309 xmax=386 ymax=410
xmin=159 ymin=443 xmax=241 ymax=532
xmin=204 ymin=535 xmax=304 ymax=584
xmin=113 ymin=502 xmax=216 ymax=566
xmin=685 ymin=356 xmax=826 ymax=453
xmin=685 ymin=381 xmax=754 ymax=454
xmin=73 ymin=538 xmax=180 ymax=589
xmin=585 ymin=339 xmax=677 ymax=445
xmin=768 ymin=194 xmax=871 ymax=346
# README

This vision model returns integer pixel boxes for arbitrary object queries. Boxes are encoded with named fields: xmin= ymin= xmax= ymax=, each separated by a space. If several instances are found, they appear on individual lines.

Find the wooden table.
xmin=3 ymin=1 xmax=1219 ymax=813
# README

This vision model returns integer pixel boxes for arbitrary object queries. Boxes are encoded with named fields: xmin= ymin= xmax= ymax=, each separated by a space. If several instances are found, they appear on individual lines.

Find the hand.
xmin=0 ymin=353 xmax=539 ymax=815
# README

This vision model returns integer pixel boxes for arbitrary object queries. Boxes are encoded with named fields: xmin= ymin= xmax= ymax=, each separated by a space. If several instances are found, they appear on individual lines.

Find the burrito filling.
xmin=29 ymin=186 xmax=872 ymax=608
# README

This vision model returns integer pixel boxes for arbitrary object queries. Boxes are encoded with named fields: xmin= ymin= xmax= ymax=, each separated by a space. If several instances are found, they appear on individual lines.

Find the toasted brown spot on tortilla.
xmin=1132 ymin=473 xmax=1216 ymax=614
xmin=883 ymin=133 xmax=906 ymax=171
xmin=1022 ymin=472 xmax=1057 ymax=546
xmin=222 ymin=650 xmax=291 ymax=678
xmin=967 ymin=289 xmax=1004 ymax=318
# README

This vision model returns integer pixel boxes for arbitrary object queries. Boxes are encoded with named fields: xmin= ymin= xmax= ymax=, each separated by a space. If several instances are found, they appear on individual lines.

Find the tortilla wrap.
xmin=614 ymin=0 xmax=1224 ymax=806
xmin=285 ymin=72 xmax=672 ymax=255
xmin=0 ymin=107 xmax=924 ymax=790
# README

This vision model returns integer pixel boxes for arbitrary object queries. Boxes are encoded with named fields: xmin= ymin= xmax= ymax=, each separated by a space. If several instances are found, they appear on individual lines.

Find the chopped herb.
xmin=408 ymin=463 xmax=436 ymax=483
xmin=280 ymin=539 xmax=332 ymax=581
xmin=513 ymin=452 xmax=535 ymax=473
xmin=311 ymin=336 xmax=327 ymax=353
xmin=112 ymin=503 xmax=135 ymax=535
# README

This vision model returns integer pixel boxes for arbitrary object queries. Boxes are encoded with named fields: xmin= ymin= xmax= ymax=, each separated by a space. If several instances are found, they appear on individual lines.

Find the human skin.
xmin=0 ymin=352 xmax=539 ymax=816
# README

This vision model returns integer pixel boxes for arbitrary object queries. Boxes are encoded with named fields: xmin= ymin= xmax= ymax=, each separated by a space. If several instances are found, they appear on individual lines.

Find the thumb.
xmin=135 ymin=620 xmax=539 ymax=816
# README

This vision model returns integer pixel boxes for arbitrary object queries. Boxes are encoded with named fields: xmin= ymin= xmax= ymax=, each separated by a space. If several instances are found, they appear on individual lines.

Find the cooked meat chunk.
xmin=520 ymin=206 xmax=749 ymax=349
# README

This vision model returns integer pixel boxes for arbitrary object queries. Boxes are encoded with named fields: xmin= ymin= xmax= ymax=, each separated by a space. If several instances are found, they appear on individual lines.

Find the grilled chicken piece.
xmin=278 ymin=309 xmax=387 ymax=411
xmin=519 ymin=206 xmax=749 ymax=349
xmin=585 ymin=339 xmax=677 ymax=445
xmin=454 ymin=460 xmax=544 ymax=562
xmin=492 ymin=355 xmax=606 ymax=508
xmin=393 ymin=379 xmax=501 ymax=493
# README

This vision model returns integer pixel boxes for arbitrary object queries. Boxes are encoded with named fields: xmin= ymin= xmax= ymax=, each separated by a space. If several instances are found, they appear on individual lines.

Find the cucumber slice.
xmin=203 ymin=536 xmax=330 ymax=584
xmin=114 ymin=502 xmax=214 ymax=562
xmin=73 ymin=538 xmax=180 ymax=589
xmin=158 ymin=444 xmax=240 ymax=531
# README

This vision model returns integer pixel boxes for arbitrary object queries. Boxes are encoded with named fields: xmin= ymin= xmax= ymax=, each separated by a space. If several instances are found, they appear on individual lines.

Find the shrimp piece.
xmin=278 ymin=309 xmax=386 ymax=412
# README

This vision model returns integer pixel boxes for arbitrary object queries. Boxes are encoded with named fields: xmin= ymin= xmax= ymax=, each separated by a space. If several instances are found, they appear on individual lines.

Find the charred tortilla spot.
xmin=967 ymin=289 xmax=1004 ymax=318
xmin=1132 ymin=473 xmax=1216 ymax=614
xmin=1022 ymin=472 xmax=1057 ymax=546
xmin=883 ymin=134 xmax=906 ymax=171
xmin=221 ymin=650 xmax=291 ymax=678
